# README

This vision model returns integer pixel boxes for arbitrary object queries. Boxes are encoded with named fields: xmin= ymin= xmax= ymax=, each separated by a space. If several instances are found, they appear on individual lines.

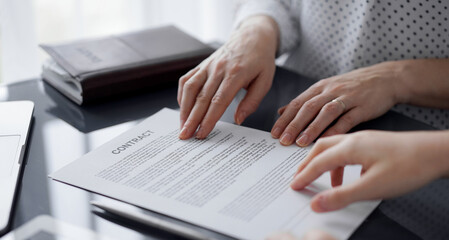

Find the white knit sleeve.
xmin=234 ymin=0 xmax=300 ymax=56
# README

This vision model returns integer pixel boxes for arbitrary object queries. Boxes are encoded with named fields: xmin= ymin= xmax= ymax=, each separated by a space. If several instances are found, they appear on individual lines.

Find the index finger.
xmin=179 ymin=70 xmax=208 ymax=130
xmin=195 ymin=74 xmax=243 ymax=139
xmin=270 ymin=85 xmax=322 ymax=139
xmin=291 ymin=142 xmax=348 ymax=190
xmin=178 ymin=67 xmax=200 ymax=105
xmin=295 ymin=135 xmax=343 ymax=175
xmin=310 ymin=165 xmax=393 ymax=212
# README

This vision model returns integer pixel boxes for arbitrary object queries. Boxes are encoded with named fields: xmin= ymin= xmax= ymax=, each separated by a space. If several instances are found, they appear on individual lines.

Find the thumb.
xmin=235 ymin=73 xmax=272 ymax=124
xmin=310 ymin=187 xmax=356 ymax=213
xmin=310 ymin=173 xmax=378 ymax=213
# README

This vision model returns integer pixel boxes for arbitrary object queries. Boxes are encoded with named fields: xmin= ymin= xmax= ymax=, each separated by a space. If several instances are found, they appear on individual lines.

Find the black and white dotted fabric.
xmin=379 ymin=179 xmax=449 ymax=240
xmin=235 ymin=0 xmax=449 ymax=130
xmin=235 ymin=1 xmax=449 ymax=239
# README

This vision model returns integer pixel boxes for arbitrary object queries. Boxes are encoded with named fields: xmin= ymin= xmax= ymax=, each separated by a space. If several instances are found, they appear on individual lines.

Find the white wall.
xmin=0 ymin=0 xmax=40 ymax=84
xmin=0 ymin=0 xmax=238 ymax=83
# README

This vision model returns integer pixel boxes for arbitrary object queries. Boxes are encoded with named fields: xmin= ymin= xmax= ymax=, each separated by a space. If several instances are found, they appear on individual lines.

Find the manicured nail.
xmin=280 ymin=133 xmax=293 ymax=145
xmin=195 ymin=128 xmax=204 ymax=139
xmin=179 ymin=127 xmax=188 ymax=139
xmin=296 ymin=134 xmax=309 ymax=147
xmin=236 ymin=111 xmax=247 ymax=125
xmin=271 ymin=127 xmax=282 ymax=138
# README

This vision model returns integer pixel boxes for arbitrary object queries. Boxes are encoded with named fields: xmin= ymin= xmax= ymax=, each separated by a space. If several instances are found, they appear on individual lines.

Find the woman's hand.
xmin=271 ymin=61 xmax=406 ymax=147
xmin=291 ymin=130 xmax=449 ymax=213
xmin=178 ymin=15 xmax=278 ymax=140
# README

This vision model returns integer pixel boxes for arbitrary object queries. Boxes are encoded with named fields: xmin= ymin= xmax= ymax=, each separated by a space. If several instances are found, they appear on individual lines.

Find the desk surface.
xmin=1 ymin=67 xmax=443 ymax=239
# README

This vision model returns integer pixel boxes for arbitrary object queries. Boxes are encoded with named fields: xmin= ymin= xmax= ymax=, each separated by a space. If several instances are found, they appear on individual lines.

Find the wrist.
xmin=237 ymin=15 xmax=279 ymax=56
xmin=388 ymin=60 xmax=414 ymax=104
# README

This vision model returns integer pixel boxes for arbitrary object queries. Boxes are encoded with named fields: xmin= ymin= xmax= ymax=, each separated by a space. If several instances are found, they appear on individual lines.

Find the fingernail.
xmin=280 ymin=133 xmax=293 ymax=145
xmin=271 ymin=127 xmax=282 ymax=138
xmin=179 ymin=127 xmax=188 ymax=139
xmin=195 ymin=128 xmax=204 ymax=139
xmin=237 ymin=111 xmax=247 ymax=125
xmin=296 ymin=134 xmax=309 ymax=147
xmin=291 ymin=173 xmax=304 ymax=190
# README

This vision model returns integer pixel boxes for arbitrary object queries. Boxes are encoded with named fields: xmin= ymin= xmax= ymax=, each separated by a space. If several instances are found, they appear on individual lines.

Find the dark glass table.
xmin=2 ymin=67 xmax=444 ymax=239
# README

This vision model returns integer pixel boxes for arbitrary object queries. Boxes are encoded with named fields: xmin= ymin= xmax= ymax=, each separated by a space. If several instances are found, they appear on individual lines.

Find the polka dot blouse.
xmin=235 ymin=0 xmax=449 ymax=129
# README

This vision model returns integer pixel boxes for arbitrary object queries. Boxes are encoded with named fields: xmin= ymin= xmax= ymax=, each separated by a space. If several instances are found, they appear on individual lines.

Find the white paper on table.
xmin=50 ymin=108 xmax=379 ymax=240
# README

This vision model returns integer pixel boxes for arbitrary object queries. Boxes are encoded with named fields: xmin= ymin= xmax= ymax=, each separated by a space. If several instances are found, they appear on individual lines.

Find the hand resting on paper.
xmin=271 ymin=61 xmax=400 ymax=147
xmin=178 ymin=15 xmax=277 ymax=140
xmin=271 ymin=59 xmax=449 ymax=148
xmin=291 ymin=130 xmax=449 ymax=213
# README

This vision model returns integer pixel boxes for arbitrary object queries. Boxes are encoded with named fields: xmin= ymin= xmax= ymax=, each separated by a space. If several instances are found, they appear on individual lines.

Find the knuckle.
xmin=316 ymin=78 xmax=330 ymax=87
xmin=324 ymin=102 xmax=341 ymax=115
xmin=313 ymin=80 xmax=325 ymax=88
xmin=302 ymin=101 xmax=319 ymax=114
xmin=211 ymin=93 xmax=227 ymax=106
xmin=179 ymin=75 xmax=189 ymax=85
xmin=228 ymin=63 xmax=243 ymax=75
xmin=214 ymin=59 xmax=227 ymax=69
xmin=196 ymin=92 xmax=210 ymax=104
xmin=184 ymin=81 xmax=199 ymax=92
xmin=289 ymin=99 xmax=302 ymax=110
xmin=328 ymin=84 xmax=344 ymax=93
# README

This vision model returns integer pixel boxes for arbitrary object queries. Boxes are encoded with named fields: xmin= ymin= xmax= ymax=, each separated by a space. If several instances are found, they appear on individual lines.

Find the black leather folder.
xmin=40 ymin=25 xmax=214 ymax=105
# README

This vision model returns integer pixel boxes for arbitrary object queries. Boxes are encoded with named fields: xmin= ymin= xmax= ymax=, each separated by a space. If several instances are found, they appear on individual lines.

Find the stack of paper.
xmin=50 ymin=108 xmax=379 ymax=239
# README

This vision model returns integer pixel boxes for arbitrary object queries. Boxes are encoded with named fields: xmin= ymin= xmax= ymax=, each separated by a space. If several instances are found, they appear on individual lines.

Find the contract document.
xmin=50 ymin=108 xmax=379 ymax=239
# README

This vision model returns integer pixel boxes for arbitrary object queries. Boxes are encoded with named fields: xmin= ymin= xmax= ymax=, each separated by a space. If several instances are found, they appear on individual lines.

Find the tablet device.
xmin=0 ymin=101 xmax=34 ymax=235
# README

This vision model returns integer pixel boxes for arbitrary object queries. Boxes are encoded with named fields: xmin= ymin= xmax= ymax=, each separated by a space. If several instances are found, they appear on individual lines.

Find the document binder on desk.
xmin=40 ymin=25 xmax=214 ymax=105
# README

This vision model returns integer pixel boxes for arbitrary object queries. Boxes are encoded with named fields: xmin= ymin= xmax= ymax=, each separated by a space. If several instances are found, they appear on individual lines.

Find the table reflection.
xmin=3 ymin=67 xmax=443 ymax=240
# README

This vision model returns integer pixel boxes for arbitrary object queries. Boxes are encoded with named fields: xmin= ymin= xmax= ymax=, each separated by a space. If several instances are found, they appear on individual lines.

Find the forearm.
xmin=413 ymin=130 xmax=449 ymax=179
xmin=393 ymin=59 xmax=449 ymax=108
